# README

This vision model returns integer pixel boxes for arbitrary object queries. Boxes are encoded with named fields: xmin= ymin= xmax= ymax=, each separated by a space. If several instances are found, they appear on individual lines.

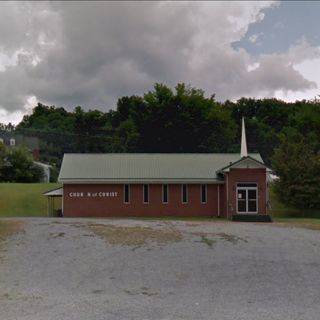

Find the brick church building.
xmin=56 ymin=119 xmax=270 ymax=220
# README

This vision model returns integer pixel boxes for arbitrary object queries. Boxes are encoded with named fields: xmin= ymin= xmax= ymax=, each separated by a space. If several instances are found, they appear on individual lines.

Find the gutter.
xmin=58 ymin=179 xmax=225 ymax=184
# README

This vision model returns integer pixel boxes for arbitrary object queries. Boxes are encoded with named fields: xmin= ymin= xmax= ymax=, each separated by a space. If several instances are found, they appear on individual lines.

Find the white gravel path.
xmin=0 ymin=217 xmax=320 ymax=320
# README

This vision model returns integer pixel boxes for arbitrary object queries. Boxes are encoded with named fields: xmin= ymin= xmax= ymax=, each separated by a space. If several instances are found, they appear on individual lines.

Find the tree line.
xmin=2 ymin=83 xmax=320 ymax=209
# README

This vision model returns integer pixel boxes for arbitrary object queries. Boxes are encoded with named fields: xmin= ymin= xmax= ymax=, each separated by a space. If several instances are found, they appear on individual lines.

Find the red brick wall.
xmin=219 ymin=184 xmax=227 ymax=218
xmin=63 ymin=183 xmax=223 ymax=217
xmin=62 ymin=169 xmax=267 ymax=218
xmin=225 ymin=168 xmax=267 ymax=217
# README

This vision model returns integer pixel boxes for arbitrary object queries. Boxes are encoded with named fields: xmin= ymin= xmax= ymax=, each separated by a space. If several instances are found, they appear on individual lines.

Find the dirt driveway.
xmin=1 ymin=218 xmax=320 ymax=320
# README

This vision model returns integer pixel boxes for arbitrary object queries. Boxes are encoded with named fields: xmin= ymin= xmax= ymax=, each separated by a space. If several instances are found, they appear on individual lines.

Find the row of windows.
xmin=124 ymin=184 xmax=207 ymax=204
xmin=0 ymin=138 xmax=15 ymax=146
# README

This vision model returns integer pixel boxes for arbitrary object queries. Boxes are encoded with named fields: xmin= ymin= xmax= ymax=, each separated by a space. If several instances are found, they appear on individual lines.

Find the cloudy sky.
xmin=0 ymin=1 xmax=320 ymax=124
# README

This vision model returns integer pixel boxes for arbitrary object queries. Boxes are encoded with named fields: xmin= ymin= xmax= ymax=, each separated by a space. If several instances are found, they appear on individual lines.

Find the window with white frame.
xmin=182 ymin=184 xmax=188 ymax=204
xmin=162 ymin=184 xmax=168 ymax=203
xmin=143 ymin=184 xmax=149 ymax=203
xmin=124 ymin=184 xmax=130 ymax=203
xmin=201 ymin=184 xmax=207 ymax=204
xmin=10 ymin=138 xmax=15 ymax=146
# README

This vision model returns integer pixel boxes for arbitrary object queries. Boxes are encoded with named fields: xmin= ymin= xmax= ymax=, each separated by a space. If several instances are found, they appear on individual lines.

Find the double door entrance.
xmin=236 ymin=183 xmax=258 ymax=214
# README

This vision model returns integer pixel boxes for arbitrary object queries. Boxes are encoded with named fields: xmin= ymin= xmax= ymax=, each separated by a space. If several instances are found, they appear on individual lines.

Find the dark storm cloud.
xmin=0 ymin=1 xmax=319 ymax=122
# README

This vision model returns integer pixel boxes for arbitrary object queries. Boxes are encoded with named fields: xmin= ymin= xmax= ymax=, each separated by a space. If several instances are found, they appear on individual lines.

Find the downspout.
xmin=226 ymin=173 xmax=229 ymax=219
xmin=61 ymin=183 xmax=64 ymax=217
xmin=266 ymin=171 xmax=269 ymax=215
xmin=217 ymin=184 xmax=220 ymax=217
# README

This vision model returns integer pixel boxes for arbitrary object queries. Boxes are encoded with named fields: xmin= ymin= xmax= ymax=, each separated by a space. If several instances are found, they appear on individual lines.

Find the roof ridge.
xmin=63 ymin=152 xmax=261 ymax=155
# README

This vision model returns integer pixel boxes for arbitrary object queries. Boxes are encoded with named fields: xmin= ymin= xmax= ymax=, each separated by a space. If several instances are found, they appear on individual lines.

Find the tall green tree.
xmin=0 ymin=145 xmax=44 ymax=182
xmin=272 ymin=128 xmax=320 ymax=209
xmin=116 ymin=83 xmax=237 ymax=153
xmin=0 ymin=142 xmax=6 ymax=181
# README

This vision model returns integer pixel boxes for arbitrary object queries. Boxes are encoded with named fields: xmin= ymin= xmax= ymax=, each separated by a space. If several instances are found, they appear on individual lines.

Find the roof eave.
xmin=43 ymin=187 xmax=63 ymax=196
xmin=216 ymin=155 xmax=270 ymax=174
xmin=59 ymin=178 xmax=225 ymax=184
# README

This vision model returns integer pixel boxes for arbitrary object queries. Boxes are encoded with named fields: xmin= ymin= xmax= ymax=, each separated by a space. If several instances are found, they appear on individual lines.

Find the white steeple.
xmin=240 ymin=117 xmax=248 ymax=158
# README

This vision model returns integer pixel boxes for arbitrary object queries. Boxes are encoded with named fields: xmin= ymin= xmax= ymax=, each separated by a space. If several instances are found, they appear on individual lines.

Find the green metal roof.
xmin=43 ymin=187 xmax=63 ymax=197
xmin=58 ymin=153 xmax=263 ymax=184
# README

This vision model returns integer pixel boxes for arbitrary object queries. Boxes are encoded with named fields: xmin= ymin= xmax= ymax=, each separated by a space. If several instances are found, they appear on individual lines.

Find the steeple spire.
xmin=240 ymin=117 xmax=248 ymax=157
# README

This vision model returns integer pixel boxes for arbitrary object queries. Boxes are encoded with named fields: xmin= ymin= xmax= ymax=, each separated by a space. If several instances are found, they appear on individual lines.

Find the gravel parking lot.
xmin=1 ymin=217 xmax=320 ymax=320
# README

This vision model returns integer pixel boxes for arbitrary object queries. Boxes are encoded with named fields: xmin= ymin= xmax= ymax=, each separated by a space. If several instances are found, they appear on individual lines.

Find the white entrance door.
xmin=236 ymin=183 xmax=258 ymax=214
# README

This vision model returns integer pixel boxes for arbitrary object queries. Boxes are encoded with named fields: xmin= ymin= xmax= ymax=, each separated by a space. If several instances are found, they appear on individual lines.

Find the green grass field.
xmin=0 ymin=183 xmax=61 ymax=217
xmin=268 ymin=187 xmax=320 ymax=220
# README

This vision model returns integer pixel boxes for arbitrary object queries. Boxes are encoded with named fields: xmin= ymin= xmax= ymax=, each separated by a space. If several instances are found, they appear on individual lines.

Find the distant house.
xmin=0 ymin=132 xmax=51 ymax=182
xmin=0 ymin=133 xmax=40 ymax=160
xmin=34 ymin=161 xmax=52 ymax=183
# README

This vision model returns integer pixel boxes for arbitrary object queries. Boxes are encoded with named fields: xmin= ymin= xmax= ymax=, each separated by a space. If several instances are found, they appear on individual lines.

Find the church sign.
xmin=68 ymin=191 xmax=118 ymax=198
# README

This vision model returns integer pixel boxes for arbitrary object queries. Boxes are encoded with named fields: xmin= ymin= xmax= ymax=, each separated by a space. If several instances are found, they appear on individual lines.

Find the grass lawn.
xmin=0 ymin=183 xmax=61 ymax=217
xmin=273 ymin=218 xmax=320 ymax=230
xmin=268 ymin=186 xmax=320 ymax=227
xmin=268 ymin=186 xmax=320 ymax=220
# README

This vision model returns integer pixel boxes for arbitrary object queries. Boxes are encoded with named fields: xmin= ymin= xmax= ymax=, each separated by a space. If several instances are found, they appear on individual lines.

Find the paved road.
xmin=0 ymin=218 xmax=320 ymax=320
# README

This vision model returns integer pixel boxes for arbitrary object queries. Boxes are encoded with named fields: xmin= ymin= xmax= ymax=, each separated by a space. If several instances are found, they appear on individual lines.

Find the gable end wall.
xmin=225 ymin=168 xmax=267 ymax=217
